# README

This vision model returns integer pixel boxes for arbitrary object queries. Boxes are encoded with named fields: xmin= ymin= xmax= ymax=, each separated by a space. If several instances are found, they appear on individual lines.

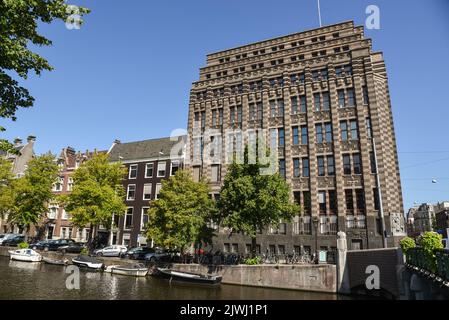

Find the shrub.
xmin=400 ymin=237 xmax=416 ymax=254
xmin=244 ymin=256 xmax=261 ymax=265
xmin=80 ymin=247 xmax=89 ymax=256
xmin=418 ymin=232 xmax=444 ymax=272
xmin=18 ymin=242 xmax=29 ymax=249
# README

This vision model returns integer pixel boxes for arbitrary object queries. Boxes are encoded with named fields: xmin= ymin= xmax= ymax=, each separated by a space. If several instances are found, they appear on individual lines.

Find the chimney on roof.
xmin=27 ymin=135 xmax=36 ymax=143
xmin=14 ymin=137 xmax=22 ymax=146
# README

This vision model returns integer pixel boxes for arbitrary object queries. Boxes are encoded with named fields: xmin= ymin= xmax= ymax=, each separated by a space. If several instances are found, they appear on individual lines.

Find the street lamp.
xmin=313 ymin=216 xmax=319 ymax=264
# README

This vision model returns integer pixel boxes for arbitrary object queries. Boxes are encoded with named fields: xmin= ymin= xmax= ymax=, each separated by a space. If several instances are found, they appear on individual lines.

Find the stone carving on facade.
xmin=343 ymin=175 xmax=363 ymax=187
xmin=390 ymin=212 xmax=406 ymax=236
xmin=317 ymin=177 xmax=335 ymax=188
xmin=341 ymin=140 xmax=360 ymax=152
xmin=316 ymin=142 xmax=333 ymax=154
xmin=314 ymin=111 xmax=331 ymax=122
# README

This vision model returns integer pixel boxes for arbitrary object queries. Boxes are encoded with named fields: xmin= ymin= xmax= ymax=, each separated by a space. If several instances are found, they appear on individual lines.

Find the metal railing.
xmin=406 ymin=248 xmax=449 ymax=284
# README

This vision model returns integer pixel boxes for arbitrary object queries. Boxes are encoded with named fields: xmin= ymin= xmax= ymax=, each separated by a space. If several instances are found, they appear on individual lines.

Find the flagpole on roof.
xmin=317 ymin=0 xmax=322 ymax=27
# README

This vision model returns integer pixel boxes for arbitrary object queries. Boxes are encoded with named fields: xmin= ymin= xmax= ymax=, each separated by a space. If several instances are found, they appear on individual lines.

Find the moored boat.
xmin=104 ymin=263 xmax=148 ymax=277
xmin=42 ymin=256 xmax=69 ymax=266
xmin=8 ymin=249 xmax=42 ymax=262
xmin=155 ymin=267 xmax=222 ymax=285
xmin=71 ymin=255 xmax=104 ymax=270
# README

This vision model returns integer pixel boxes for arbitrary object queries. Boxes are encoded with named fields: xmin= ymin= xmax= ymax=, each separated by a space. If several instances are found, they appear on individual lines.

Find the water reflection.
xmin=0 ymin=257 xmax=340 ymax=300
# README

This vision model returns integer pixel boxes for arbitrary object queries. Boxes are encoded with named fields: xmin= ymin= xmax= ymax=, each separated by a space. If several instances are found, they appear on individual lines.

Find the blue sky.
xmin=1 ymin=0 xmax=448 ymax=210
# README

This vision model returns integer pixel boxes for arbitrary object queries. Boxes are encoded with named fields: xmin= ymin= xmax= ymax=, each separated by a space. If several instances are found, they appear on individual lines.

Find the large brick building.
xmin=186 ymin=21 xmax=405 ymax=255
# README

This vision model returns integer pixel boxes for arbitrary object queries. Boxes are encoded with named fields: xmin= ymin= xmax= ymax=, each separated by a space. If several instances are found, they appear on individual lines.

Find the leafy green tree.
xmin=0 ymin=0 xmax=90 ymax=151
xmin=0 ymin=158 xmax=16 ymax=219
xmin=400 ymin=237 xmax=416 ymax=254
xmin=60 ymin=153 xmax=126 ymax=248
xmin=9 ymin=154 xmax=59 ymax=240
xmin=146 ymin=170 xmax=217 ymax=253
xmin=217 ymin=149 xmax=300 ymax=257
xmin=418 ymin=231 xmax=444 ymax=272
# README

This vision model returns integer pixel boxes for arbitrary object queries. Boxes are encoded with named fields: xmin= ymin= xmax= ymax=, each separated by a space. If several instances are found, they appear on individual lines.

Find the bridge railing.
xmin=405 ymin=247 xmax=449 ymax=283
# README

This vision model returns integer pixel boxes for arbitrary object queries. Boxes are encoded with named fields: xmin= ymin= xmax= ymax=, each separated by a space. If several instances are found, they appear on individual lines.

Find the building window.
xmin=141 ymin=208 xmax=149 ymax=231
xmin=325 ymin=123 xmax=332 ymax=142
xmin=211 ymin=164 xmax=220 ymax=182
xmin=127 ymin=184 xmax=136 ymax=201
xmin=301 ymin=126 xmax=308 ymax=145
xmin=129 ymin=164 xmax=138 ymax=179
xmin=347 ymin=89 xmax=355 ymax=106
xmin=237 ymin=106 xmax=242 ymax=127
xmin=327 ymin=156 xmax=335 ymax=176
xmin=350 ymin=120 xmax=359 ymax=140
xmin=61 ymin=209 xmax=69 ymax=220
xmin=143 ymin=184 xmax=152 ymax=200
xmin=363 ymin=86 xmax=369 ymax=105
xmin=201 ymin=111 xmax=206 ymax=129
xmin=317 ymin=156 xmax=325 ymax=176
xmin=355 ymin=189 xmax=366 ymax=215
xmin=155 ymin=183 xmax=162 ymax=200
xmin=314 ymin=93 xmax=321 ymax=111
xmin=366 ymin=118 xmax=373 ymax=139
xmin=53 ymin=177 xmax=64 ymax=192
xmin=316 ymin=124 xmax=323 ymax=143
xmin=299 ymin=95 xmax=307 ymax=113
xmin=338 ymin=90 xmax=345 ymax=108
xmin=340 ymin=121 xmax=348 ymax=141
xmin=67 ymin=177 xmax=74 ymax=192
xmin=370 ymin=152 xmax=376 ymax=174
xmin=373 ymin=188 xmax=380 ymax=211
xmin=48 ymin=205 xmax=58 ymax=219
xmin=343 ymin=154 xmax=351 ymax=175
xmin=291 ymin=96 xmax=298 ymax=114
xmin=302 ymin=158 xmax=310 ymax=177
xmin=170 ymin=161 xmax=180 ymax=176
xmin=212 ymin=109 xmax=217 ymax=126
xmin=145 ymin=163 xmax=153 ymax=178
xmin=329 ymin=190 xmax=337 ymax=214
xmin=157 ymin=161 xmax=166 ymax=177
xmin=322 ymin=92 xmax=330 ymax=110
xmin=219 ymin=109 xmax=223 ymax=125
xmin=345 ymin=190 xmax=354 ymax=214
xmin=293 ymin=158 xmax=300 ymax=178
xmin=124 ymin=208 xmax=133 ymax=230
xmin=278 ymin=128 xmax=285 ymax=147
xmin=353 ymin=154 xmax=362 ymax=175
xmin=270 ymin=101 xmax=276 ymax=118
xmin=193 ymin=166 xmax=201 ymax=182
xmin=303 ymin=191 xmax=311 ymax=215
xmin=318 ymin=191 xmax=326 ymax=214
xmin=292 ymin=127 xmax=299 ymax=145
xmin=279 ymin=160 xmax=286 ymax=179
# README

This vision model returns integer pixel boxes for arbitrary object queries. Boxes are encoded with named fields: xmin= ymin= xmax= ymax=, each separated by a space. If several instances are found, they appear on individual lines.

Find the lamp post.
xmin=372 ymin=138 xmax=387 ymax=248
xmin=313 ymin=216 xmax=319 ymax=264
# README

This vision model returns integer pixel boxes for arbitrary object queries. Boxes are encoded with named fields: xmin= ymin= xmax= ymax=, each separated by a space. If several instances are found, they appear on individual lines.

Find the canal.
xmin=0 ymin=257 xmax=346 ymax=300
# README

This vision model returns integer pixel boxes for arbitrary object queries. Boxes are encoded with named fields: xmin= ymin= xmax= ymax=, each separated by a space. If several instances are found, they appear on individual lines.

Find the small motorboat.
xmin=155 ymin=268 xmax=222 ymax=285
xmin=42 ymin=256 xmax=69 ymax=266
xmin=104 ymin=263 xmax=148 ymax=277
xmin=8 ymin=249 xmax=42 ymax=262
xmin=71 ymin=255 xmax=104 ymax=270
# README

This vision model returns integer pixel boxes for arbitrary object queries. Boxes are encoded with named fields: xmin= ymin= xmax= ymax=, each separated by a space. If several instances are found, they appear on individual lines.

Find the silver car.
xmin=94 ymin=245 xmax=128 ymax=257
xmin=0 ymin=234 xmax=21 ymax=246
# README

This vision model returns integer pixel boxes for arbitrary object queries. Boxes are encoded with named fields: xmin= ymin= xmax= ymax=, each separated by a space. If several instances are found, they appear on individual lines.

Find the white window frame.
xmin=67 ymin=177 xmax=74 ymax=192
xmin=143 ymin=183 xmax=152 ymax=200
xmin=141 ymin=207 xmax=150 ymax=231
xmin=128 ymin=164 xmax=138 ymax=179
xmin=155 ymin=183 xmax=162 ymax=199
xmin=124 ymin=207 xmax=134 ymax=230
xmin=61 ymin=209 xmax=69 ymax=220
xmin=170 ymin=161 xmax=180 ymax=176
xmin=48 ymin=204 xmax=59 ymax=219
xmin=126 ymin=184 xmax=136 ymax=201
xmin=145 ymin=163 xmax=154 ymax=178
xmin=157 ymin=162 xmax=167 ymax=177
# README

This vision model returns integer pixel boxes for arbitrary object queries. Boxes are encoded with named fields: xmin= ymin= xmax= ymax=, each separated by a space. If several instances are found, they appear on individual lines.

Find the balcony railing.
xmin=405 ymin=248 xmax=449 ymax=284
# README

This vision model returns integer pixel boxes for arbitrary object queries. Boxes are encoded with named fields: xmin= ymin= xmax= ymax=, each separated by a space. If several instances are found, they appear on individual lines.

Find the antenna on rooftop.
xmin=317 ymin=0 xmax=322 ymax=27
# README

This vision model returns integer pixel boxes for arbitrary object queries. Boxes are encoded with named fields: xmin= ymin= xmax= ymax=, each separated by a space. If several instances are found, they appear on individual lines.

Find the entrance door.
xmin=47 ymin=226 xmax=54 ymax=240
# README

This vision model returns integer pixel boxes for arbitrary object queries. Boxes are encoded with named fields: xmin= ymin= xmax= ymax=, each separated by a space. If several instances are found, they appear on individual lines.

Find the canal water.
xmin=0 ymin=257 xmax=347 ymax=300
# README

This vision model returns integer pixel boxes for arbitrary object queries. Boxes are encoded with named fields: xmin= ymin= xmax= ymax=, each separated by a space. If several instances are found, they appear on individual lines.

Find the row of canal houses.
xmin=0 ymin=135 xmax=185 ymax=247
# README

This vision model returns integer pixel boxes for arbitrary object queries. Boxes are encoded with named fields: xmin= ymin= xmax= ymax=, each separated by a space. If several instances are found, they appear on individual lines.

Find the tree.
xmin=399 ymin=237 xmax=416 ymax=254
xmin=60 ymin=153 xmax=126 ymax=249
xmin=0 ymin=0 xmax=90 ymax=151
xmin=0 ymin=158 xmax=16 ymax=220
xmin=146 ymin=170 xmax=217 ymax=253
xmin=217 ymin=149 xmax=300 ymax=257
xmin=418 ymin=231 xmax=444 ymax=272
xmin=9 ymin=154 xmax=59 ymax=240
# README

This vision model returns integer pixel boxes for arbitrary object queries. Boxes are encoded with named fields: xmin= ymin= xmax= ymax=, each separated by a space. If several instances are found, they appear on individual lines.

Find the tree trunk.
xmin=87 ymin=223 xmax=94 ymax=253
xmin=251 ymin=236 xmax=257 ymax=258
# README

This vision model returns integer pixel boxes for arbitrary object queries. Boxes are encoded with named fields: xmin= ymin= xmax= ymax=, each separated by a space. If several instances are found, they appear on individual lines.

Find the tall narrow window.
xmin=127 ymin=185 xmax=136 ymax=201
xmin=291 ymin=96 xmax=298 ymax=114
xmin=257 ymin=102 xmax=263 ymax=124
xmin=316 ymin=124 xmax=323 ymax=143
xmin=278 ymin=100 xmax=284 ymax=117
xmin=237 ymin=106 xmax=242 ymax=127
xmin=303 ymin=191 xmax=311 ymax=215
xmin=201 ymin=111 xmax=206 ymax=129
xmin=212 ymin=109 xmax=217 ymax=126
xmin=322 ymin=92 xmax=330 ymax=110
xmin=350 ymin=120 xmax=359 ymax=140
xmin=300 ymin=96 xmax=307 ymax=113
xmin=211 ymin=164 xmax=220 ymax=182
xmin=355 ymin=189 xmax=366 ymax=215
xmin=318 ymin=191 xmax=327 ymax=214
xmin=230 ymin=106 xmax=235 ymax=125
xmin=370 ymin=152 xmax=376 ymax=174
xmin=347 ymin=89 xmax=355 ymax=106
xmin=329 ymin=190 xmax=337 ymax=214
xmin=155 ymin=183 xmax=162 ymax=199
xmin=171 ymin=161 xmax=180 ymax=176
xmin=129 ymin=164 xmax=138 ymax=179
xmin=327 ymin=156 xmax=335 ymax=176
xmin=363 ymin=86 xmax=369 ymax=105
xmin=270 ymin=101 xmax=276 ymax=118
xmin=317 ymin=157 xmax=325 ymax=176
xmin=278 ymin=128 xmax=285 ymax=147
xmin=279 ymin=160 xmax=286 ymax=179
xmin=340 ymin=121 xmax=348 ymax=141
xmin=301 ymin=126 xmax=308 ymax=145
xmin=343 ymin=154 xmax=351 ymax=175
xmin=314 ymin=93 xmax=321 ymax=111
xmin=373 ymin=188 xmax=380 ymax=211
xmin=157 ymin=161 xmax=167 ymax=177
xmin=193 ymin=166 xmax=201 ymax=182
xmin=325 ymin=123 xmax=332 ymax=142
xmin=143 ymin=184 xmax=152 ymax=200
xmin=302 ymin=158 xmax=310 ymax=177
xmin=338 ymin=90 xmax=345 ymax=108
xmin=353 ymin=154 xmax=362 ymax=174
xmin=345 ymin=190 xmax=354 ymax=214
xmin=219 ymin=109 xmax=223 ymax=125
xmin=293 ymin=158 xmax=300 ymax=177
xmin=125 ymin=208 xmax=133 ymax=229
xmin=292 ymin=127 xmax=299 ymax=145
xmin=366 ymin=118 xmax=372 ymax=139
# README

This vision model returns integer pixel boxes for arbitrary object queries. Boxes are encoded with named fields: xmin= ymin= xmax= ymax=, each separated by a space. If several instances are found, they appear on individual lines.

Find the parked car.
xmin=0 ymin=233 xmax=21 ymax=245
xmin=2 ymin=235 xmax=25 ymax=247
xmin=33 ymin=239 xmax=76 ymax=251
xmin=57 ymin=242 xmax=86 ymax=254
xmin=31 ymin=240 xmax=51 ymax=250
xmin=94 ymin=245 xmax=127 ymax=257
xmin=144 ymin=248 xmax=170 ymax=262
xmin=122 ymin=246 xmax=154 ymax=260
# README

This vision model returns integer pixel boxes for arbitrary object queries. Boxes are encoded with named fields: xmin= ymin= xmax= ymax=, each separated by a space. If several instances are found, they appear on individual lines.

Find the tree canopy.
xmin=0 ymin=0 xmax=90 ymax=151
xmin=0 ymin=158 xmax=16 ymax=219
xmin=217 ymin=149 xmax=299 ymax=256
xmin=146 ymin=170 xmax=217 ymax=252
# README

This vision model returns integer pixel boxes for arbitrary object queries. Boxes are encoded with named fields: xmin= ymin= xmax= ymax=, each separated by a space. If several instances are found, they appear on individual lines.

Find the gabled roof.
xmin=108 ymin=136 xmax=186 ymax=162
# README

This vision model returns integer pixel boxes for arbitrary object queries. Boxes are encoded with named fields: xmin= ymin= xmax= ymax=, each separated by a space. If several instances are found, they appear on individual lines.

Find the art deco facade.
xmin=186 ymin=21 xmax=405 ymax=255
